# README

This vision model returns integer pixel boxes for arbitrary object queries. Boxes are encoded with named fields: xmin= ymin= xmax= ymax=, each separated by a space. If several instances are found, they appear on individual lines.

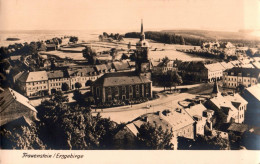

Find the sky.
xmin=0 ymin=0 xmax=259 ymax=32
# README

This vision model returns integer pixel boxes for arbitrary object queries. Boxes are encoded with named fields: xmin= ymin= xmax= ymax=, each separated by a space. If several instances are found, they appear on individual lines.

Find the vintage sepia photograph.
xmin=0 ymin=0 xmax=260 ymax=161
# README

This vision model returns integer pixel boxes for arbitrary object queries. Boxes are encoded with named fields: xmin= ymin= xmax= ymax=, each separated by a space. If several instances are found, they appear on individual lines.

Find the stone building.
xmin=47 ymin=70 xmax=70 ymax=94
xmin=91 ymin=20 xmax=153 ymax=103
xmin=223 ymin=67 xmax=260 ymax=88
xmin=17 ymin=71 xmax=49 ymax=97
xmin=91 ymin=72 xmax=152 ymax=103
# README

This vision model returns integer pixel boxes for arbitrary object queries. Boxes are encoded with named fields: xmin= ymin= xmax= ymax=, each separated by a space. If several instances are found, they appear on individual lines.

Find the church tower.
xmin=135 ymin=19 xmax=152 ymax=80
xmin=211 ymin=79 xmax=221 ymax=98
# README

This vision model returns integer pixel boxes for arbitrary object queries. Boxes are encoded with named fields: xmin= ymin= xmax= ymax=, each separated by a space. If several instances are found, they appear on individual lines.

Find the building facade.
xmin=17 ymin=71 xmax=49 ymax=97
xmin=92 ymin=72 xmax=152 ymax=103
xmin=47 ymin=70 xmax=70 ymax=94
xmin=223 ymin=67 xmax=260 ymax=88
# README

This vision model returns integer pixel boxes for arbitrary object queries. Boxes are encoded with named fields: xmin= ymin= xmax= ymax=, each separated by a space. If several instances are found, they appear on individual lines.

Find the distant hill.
xmin=161 ymin=29 xmax=260 ymax=41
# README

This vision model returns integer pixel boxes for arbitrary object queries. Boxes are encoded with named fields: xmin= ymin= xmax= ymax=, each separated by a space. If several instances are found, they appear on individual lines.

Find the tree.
xmin=69 ymin=36 xmax=78 ymax=43
xmin=99 ymin=35 xmax=103 ymax=41
xmin=37 ymin=95 xmax=118 ymax=150
xmin=75 ymin=82 xmax=82 ymax=90
xmin=61 ymin=83 xmax=70 ymax=92
xmin=0 ymin=125 xmax=46 ymax=149
xmin=103 ymin=32 xmax=109 ymax=38
xmin=110 ymin=48 xmax=117 ymax=57
xmin=50 ymin=91 xmax=69 ymax=105
xmin=137 ymin=122 xmax=174 ymax=150
xmin=118 ymin=35 xmax=124 ymax=42
xmin=85 ymin=80 xmax=93 ymax=86
xmin=164 ymin=71 xmax=183 ymax=92
xmin=82 ymin=46 xmax=97 ymax=65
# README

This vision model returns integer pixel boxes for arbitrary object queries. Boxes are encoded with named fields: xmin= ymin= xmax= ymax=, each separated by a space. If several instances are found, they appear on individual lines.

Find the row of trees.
xmin=99 ymin=32 xmax=124 ymax=42
xmin=153 ymin=70 xmax=183 ymax=91
xmin=125 ymin=31 xmax=202 ymax=45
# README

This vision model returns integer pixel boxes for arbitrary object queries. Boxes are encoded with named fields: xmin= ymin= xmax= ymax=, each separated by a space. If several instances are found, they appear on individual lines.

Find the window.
xmin=96 ymin=87 xmax=100 ymax=96
xmin=115 ymin=87 xmax=119 ymax=96
xmin=129 ymin=85 xmax=133 ymax=94
xmin=122 ymin=86 xmax=126 ymax=95
xmin=136 ymin=85 xmax=139 ymax=93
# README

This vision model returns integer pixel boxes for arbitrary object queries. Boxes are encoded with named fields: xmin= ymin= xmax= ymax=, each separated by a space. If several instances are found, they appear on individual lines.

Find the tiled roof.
xmin=0 ymin=88 xmax=37 ymax=114
xmin=112 ymin=61 xmax=131 ymax=71
xmin=95 ymin=64 xmax=107 ymax=71
xmin=18 ymin=71 xmax=48 ymax=82
xmin=47 ymin=70 xmax=67 ymax=79
xmin=93 ymin=72 xmax=151 ymax=87
xmin=245 ymin=84 xmax=260 ymax=101
xmin=151 ymin=61 xmax=160 ymax=67
xmin=225 ymin=93 xmax=248 ymax=107
xmin=224 ymin=67 xmax=260 ymax=78
xmin=185 ymin=104 xmax=207 ymax=118
xmin=252 ymin=61 xmax=260 ymax=69
xmin=220 ymin=62 xmax=234 ymax=70
xmin=209 ymin=95 xmax=238 ymax=113
xmin=204 ymin=62 xmax=225 ymax=72
xmin=1 ymin=116 xmax=33 ymax=129
xmin=130 ymin=109 xmax=194 ymax=133
xmin=68 ymin=67 xmax=96 ymax=76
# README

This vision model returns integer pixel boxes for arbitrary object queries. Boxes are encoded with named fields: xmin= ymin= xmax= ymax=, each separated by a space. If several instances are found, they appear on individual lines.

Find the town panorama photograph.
xmin=0 ymin=0 xmax=260 ymax=151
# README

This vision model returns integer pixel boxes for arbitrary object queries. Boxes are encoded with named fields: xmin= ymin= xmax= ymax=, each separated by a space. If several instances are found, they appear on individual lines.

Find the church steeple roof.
xmin=140 ymin=19 xmax=145 ymax=41
xmin=212 ymin=80 xmax=221 ymax=97
xmin=141 ymin=19 xmax=144 ymax=35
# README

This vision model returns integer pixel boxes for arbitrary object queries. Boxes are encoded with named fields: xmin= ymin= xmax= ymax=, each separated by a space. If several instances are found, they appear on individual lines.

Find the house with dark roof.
xmin=91 ymin=72 xmax=152 ymax=103
xmin=46 ymin=43 xmax=57 ymax=51
xmin=47 ymin=70 xmax=70 ymax=94
xmin=0 ymin=88 xmax=38 ymax=126
xmin=223 ymin=67 xmax=260 ymax=88
xmin=68 ymin=67 xmax=98 ymax=90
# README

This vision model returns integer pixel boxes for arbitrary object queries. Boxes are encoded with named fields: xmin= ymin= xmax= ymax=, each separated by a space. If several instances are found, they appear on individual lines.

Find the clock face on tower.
xmin=141 ymin=63 xmax=150 ymax=72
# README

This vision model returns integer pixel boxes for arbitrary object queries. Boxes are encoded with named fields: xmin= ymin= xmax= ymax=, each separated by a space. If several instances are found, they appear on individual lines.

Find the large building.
xmin=47 ymin=70 xmax=70 ymax=94
xmin=91 ymin=20 xmax=153 ymax=103
xmin=17 ymin=71 xmax=49 ymax=97
xmin=91 ymin=72 xmax=152 ymax=103
xmin=0 ymin=88 xmax=38 ymax=126
xmin=223 ymin=67 xmax=260 ymax=88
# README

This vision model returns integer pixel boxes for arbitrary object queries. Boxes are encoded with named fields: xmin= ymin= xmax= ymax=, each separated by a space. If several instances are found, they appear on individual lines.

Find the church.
xmin=91 ymin=20 xmax=153 ymax=103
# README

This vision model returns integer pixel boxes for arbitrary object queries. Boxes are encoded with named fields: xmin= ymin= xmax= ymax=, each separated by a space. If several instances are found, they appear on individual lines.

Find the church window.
xmin=122 ymin=86 xmax=126 ymax=95
xmin=129 ymin=85 xmax=133 ymax=94
xmin=136 ymin=85 xmax=139 ymax=93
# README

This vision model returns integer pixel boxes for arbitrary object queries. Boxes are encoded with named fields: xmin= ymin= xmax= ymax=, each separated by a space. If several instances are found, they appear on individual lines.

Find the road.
xmin=93 ymin=83 xmax=213 ymax=124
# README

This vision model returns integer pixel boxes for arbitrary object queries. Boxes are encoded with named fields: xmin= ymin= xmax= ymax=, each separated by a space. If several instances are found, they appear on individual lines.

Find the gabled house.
xmin=0 ymin=88 xmax=38 ymax=126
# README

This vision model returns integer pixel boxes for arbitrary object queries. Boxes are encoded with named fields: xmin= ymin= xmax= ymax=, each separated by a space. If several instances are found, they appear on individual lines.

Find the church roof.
xmin=93 ymin=72 xmax=151 ymax=87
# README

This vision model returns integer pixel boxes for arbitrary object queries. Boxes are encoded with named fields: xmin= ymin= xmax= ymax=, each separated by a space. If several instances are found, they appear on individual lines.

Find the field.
xmin=162 ymin=29 xmax=260 ymax=41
